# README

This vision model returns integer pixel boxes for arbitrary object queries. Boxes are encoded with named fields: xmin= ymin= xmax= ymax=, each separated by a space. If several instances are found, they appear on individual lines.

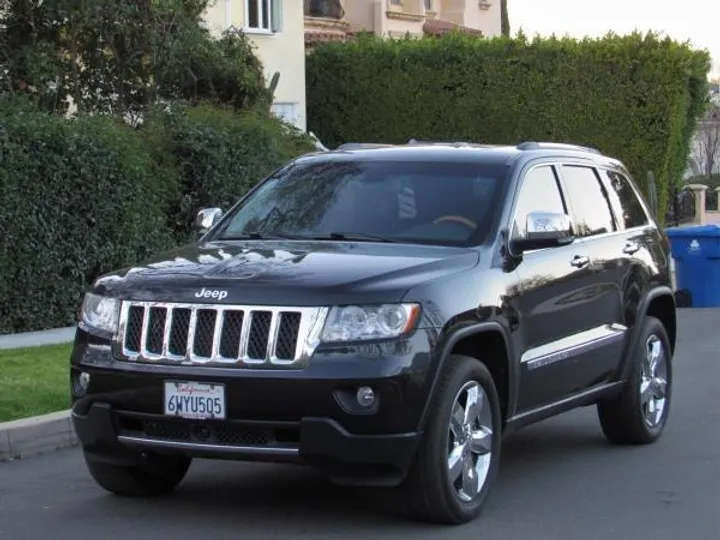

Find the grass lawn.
xmin=0 ymin=343 xmax=72 ymax=423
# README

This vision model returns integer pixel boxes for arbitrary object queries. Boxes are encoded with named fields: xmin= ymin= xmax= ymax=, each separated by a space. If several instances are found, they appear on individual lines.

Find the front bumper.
xmin=70 ymin=327 xmax=436 ymax=486
xmin=72 ymin=402 xmax=421 ymax=486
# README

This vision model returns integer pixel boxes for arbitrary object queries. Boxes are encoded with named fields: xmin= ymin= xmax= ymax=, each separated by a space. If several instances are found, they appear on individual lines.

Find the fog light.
xmin=356 ymin=386 xmax=375 ymax=407
xmin=79 ymin=372 xmax=91 ymax=391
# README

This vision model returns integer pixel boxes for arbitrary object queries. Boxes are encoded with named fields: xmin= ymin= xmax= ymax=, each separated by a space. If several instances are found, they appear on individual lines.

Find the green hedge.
xmin=0 ymin=111 xmax=175 ymax=333
xmin=0 ymin=104 xmax=315 ymax=333
xmin=306 ymin=32 xmax=711 ymax=220
xmin=142 ymin=104 xmax=314 ymax=243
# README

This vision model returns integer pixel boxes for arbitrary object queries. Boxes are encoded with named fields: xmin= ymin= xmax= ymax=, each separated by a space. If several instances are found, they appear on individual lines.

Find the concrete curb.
xmin=0 ymin=410 xmax=78 ymax=462
xmin=0 ymin=326 xmax=76 ymax=350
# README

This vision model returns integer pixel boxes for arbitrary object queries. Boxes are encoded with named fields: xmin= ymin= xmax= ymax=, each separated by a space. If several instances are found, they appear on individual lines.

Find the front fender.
xmin=415 ymin=321 xmax=516 ymax=432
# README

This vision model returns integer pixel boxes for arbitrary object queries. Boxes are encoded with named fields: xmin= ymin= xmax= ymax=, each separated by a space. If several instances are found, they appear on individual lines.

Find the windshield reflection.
xmin=217 ymin=159 xmax=509 ymax=247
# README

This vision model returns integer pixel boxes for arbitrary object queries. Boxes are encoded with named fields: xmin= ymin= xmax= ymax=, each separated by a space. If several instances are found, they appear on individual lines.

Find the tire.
xmin=84 ymin=451 xmax=192 ymax=497
xmin=597 ymin=316 xmax=673 ymax=445
xmin=402 ymin=354 xmax=502 ymax=525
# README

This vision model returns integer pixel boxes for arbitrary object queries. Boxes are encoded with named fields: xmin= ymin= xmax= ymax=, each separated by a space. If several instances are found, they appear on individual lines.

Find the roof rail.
xmin=336 ymin=142 xmax=395 ymax=150
xmin=405 ymin=139 xmax=492 ymax=148
xmin=516 ymin=141 xmax=602 ymax=155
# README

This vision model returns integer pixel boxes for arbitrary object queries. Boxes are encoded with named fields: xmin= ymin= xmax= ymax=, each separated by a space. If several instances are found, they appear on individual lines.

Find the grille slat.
xmin=247 ymin=311 xmax=272 ymax=360
xmin=277 ymin=312 xmax=301 ymax=360
xmin=169 ymin=308 xmax=191 ymax=356
xmin=146 ymin=307 xmax=166 ymax=354
xmin=118 ymin=301 xmax=325 ymax=368
xmin=219 ymin=311 xmax=244 ymax=358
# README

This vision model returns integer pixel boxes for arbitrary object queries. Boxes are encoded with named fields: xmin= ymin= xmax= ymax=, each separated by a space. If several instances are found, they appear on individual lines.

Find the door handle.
xmin=623 ymin=242 xmax=640 ymax=255
xmin=570 ymin=255 xmax=590 ymax=268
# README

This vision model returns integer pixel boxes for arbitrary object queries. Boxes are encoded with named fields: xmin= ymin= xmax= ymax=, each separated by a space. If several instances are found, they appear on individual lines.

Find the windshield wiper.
xmin=220 ymin=231 xmax=397 ymax=243
xmin=220 ymin=231 xmax=303 ymax=240
xmin=305 ymin=232 xmax=397 ymax=243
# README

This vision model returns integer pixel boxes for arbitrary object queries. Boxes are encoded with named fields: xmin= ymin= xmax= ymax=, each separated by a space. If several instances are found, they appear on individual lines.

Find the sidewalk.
xmin=0 ymin=326 xmax=76 ymax=350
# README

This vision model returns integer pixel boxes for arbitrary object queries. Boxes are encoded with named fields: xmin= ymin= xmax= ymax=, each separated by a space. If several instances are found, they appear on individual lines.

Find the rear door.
xmin=595 ymin=165 xmax=667 ymax=349
xmin=551 ymin=163 xmax=629 ymax=389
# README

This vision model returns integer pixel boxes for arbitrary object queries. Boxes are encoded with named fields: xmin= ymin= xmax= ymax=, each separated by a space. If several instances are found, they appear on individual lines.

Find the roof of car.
xmin=297 ymin=140 xmax=624 ymax=168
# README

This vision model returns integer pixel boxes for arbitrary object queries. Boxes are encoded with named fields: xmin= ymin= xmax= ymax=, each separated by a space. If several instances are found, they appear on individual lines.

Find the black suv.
xmin=70 ymin=141 xmax=677 ymax=524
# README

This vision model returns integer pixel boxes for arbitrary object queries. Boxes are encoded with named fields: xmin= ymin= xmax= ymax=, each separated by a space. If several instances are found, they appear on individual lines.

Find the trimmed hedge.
xmin=0 ymin=104 xmax=315 ymax=333
xmin=0 ymin=111 xmax=175 ymax=333
xmin=306 ymin=32 xmax=711 ymax=220
xmin=142 ymin=104 xmax=314 ymax=243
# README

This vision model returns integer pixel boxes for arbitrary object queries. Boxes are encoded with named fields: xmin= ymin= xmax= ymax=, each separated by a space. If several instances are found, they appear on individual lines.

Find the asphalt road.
xmin=1 ymin=309 xmax=719 ymax=540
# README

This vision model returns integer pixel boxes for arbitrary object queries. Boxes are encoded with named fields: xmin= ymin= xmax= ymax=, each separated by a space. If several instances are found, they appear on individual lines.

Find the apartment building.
xmin=305 ymin=0 xmax=501 ymax=45
xmin=204 ymin=0 xmax=307 ymax=131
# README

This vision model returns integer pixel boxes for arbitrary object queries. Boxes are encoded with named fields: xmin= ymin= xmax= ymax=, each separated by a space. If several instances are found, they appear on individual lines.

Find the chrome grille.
xmin=115 ymin=301 xmax=328 ymax=368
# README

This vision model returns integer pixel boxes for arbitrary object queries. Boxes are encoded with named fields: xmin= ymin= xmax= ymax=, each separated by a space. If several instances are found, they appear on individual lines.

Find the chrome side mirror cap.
xmin=512 ymin=212 xmax=575 ymax=253
xmin=195 ymin=207 xmax=223 ymax=235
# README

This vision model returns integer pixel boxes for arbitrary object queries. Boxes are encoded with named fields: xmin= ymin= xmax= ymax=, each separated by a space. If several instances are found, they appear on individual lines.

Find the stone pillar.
xmin=686 ymin=184 xmax=709 ymax=224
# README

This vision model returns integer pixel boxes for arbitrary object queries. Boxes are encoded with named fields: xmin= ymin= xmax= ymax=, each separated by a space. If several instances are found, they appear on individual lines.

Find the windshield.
xmin=215 ymin=158 xmax=509 ymax=246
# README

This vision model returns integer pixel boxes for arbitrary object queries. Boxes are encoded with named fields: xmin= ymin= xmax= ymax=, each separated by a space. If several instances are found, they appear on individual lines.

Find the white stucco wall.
xmin=462 ymin=1 xmax=502 ymax=36
xmin=203 ymin=0 xmax=307 ymax=131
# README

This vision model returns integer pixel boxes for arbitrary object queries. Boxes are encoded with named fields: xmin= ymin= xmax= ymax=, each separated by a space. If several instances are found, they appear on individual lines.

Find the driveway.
xmin=0 ymin=309 xmax=718 ymax=539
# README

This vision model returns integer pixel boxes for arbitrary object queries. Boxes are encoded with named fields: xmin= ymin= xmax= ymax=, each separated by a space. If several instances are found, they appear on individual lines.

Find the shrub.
xmin=0 ymin=0 xmax=272 ymax=116
xmin=0 ymin=101 xmax=315 ymax=333
xmin=141 ymin=103 xmax=316 ymax=243
xmin=306 ymin=32 xmax=711 ymax=221
xmin=0 ymin=108 xmax=176 ymax=333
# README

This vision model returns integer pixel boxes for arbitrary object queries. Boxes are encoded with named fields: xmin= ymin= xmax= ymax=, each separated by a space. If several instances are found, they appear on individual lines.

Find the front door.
xmin=510 ymin=162 xmax=607 ymax=411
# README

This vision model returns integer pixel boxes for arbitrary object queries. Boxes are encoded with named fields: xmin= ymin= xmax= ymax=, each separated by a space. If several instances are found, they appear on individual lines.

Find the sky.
xmin=507 ymin=0 xmax=717 ymax=77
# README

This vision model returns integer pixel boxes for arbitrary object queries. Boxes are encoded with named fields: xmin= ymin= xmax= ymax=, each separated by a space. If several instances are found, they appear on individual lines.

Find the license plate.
xmin=164 ymin=381 xmax=226 ymax=420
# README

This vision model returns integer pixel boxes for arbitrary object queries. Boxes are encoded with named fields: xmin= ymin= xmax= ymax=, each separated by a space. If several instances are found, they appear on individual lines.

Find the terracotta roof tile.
xmin=423 ymin=18 xmax=483 ymax=36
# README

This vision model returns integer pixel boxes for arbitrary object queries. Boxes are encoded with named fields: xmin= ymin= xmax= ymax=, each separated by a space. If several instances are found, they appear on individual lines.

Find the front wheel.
xmin=402 ymin=354 xmax=502 ymax=525
xmin=84 ymin=451 xmax=192 ymax=497
xmin=597 ymin=316 xmax=673 ymax=445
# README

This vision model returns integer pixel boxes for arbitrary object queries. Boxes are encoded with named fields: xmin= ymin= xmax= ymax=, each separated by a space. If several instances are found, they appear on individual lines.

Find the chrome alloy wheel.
xmin=447 ymin=381 xmax=494 ymax=502
xmin=640 ymin=334 xmax=669 ymax=428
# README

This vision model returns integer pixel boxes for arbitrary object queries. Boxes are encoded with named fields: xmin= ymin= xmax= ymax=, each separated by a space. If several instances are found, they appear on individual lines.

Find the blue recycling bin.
xmin=666 ymin=224 xmax=720 ymax=307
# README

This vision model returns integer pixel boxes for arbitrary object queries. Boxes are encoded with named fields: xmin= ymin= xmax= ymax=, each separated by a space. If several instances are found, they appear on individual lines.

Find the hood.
xmin=92 ymin=239 xmax=481 ymax=306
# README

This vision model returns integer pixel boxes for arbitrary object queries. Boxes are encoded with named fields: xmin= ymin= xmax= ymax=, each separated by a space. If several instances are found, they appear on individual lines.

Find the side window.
xmin=560 ymin=165 xmax=615 ymax=238
xmin=599 ymin=169 xmax=650 ymax=229
xmin=513 ymin=165 xmax=566 ymax=238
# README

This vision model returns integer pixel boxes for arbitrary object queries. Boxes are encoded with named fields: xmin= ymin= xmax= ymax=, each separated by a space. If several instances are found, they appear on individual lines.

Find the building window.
xmin=424 ymin=0 xmax=433 ymax=9
xmin=271 ymin=102 xmax=301 ymax=129
xmin=245 ymin=0 xmax=283 ymax=32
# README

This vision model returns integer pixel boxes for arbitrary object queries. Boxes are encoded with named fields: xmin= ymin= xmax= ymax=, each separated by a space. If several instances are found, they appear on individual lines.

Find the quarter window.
xmin=513 ymin=165 xmax=566 ymax=238
xmin=599 ymin=169 xmax=649 ymax=229
xmin=560 ymin=165 xmax=615 ymax=238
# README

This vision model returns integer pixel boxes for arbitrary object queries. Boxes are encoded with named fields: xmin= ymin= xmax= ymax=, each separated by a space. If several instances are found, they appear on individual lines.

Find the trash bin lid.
xmin=665 ymin=224 xmax=720 ymax=238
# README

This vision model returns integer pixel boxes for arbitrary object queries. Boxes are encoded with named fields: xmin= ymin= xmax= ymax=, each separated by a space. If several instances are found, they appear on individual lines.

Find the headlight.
xmin=80 ymin=293 xmax=120 ymax=334
xmin=320 ymin=303 xmax=421 ymax=343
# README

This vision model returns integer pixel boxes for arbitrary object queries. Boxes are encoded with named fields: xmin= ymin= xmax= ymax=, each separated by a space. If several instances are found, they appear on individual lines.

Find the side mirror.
xmin=195 ymin=207 xmax=223 ymax=235
xmin=511 ymin=212 xmax=575 ymax=253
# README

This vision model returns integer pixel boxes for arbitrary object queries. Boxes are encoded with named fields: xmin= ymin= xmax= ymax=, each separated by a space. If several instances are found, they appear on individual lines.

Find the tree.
xmin=692 ymin=103 xmax=720 ymax=179
xmin=501 ymin=0 xmax=510 ymax=37
xmin=0 ymin=0 xmax=272 ymax=117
